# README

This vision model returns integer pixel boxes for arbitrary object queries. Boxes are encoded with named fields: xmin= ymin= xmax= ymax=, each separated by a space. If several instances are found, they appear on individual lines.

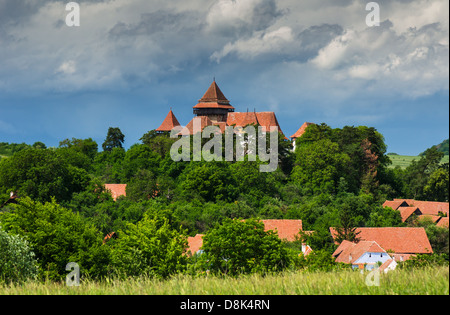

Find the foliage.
xmin=196 ymin=218 xmax=296 ymax=276
xmin=102 ymin=127 xmax=125 ymax=152
xmin=420 ymin=139 xmax=449 ymax=156
xmin=0 ymin=121 xmax=448 ymax=284
xmin=0 ymin=227 xmax=39 ymax=283
xmin=111 ymin=212 xmax=188 ymax=279
xmin=0 ymin=197 xmax=110 ymax=281
xmin=0 ymin=148 xmax=90 ymax=203
xmin=178 ymin=161 xmax=239 ymax=203
xmin=398 ymin=253 xmax=449 ymax=269
xmin=292 ymin=138 xmax=350 ymax=195
xmin=297 ymin=249 xmax=350 ymax=272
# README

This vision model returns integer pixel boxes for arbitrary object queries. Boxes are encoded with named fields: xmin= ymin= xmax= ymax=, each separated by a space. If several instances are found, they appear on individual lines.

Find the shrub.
xmin=0 ymin=197 xmax=109 ymax=281
xmin=111 ymin=212 xmax=188 ymax=279
xmin=197 ymin=218 xmax=296 ymax=276
xmin=0 ymin=227 xmax=38 ymax=283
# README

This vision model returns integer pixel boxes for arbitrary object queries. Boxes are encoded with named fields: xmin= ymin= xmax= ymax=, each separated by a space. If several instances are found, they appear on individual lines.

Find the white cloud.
xmin=57 ymin=60 xmax=76 ymax=75
xmin=211 ymin=26 xmax=293 ymax=62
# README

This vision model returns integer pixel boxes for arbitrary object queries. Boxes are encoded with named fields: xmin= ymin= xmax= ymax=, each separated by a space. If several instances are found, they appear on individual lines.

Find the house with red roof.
xmin=330 ymin=227 xmax=433 ymax=263
xmin=332 ymin=240 xmax=396 ymax=272
xmin=104 ymin=184 xmax=127 ymax=201
xmin=262 ymin=219 xmax=303 ymax=242
xmin=383 ymin=199 xmax=449 ymax=227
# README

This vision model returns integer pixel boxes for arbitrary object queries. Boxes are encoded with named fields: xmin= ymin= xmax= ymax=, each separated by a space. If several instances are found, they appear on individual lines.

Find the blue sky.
xmin=0 ymin=0 xmax=448 ymax=155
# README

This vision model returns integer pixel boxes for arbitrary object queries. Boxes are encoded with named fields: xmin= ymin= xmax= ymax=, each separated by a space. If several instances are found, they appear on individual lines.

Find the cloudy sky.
xmin=0 ymin=0 xmax=448 ymax=155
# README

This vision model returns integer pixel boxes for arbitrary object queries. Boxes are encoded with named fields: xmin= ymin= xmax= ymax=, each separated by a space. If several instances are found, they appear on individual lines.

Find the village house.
xmin=332 ymin=240 xmax=396 ymax=272
xmin=383 ymin=199 xmax=449 ymax=227
xmin=330 ymin=227 xmax=433 ymax=266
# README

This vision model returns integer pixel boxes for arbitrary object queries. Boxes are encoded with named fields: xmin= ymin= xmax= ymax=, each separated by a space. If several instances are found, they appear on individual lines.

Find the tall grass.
xmin=1 ymin=267 xmax=448 ymax=295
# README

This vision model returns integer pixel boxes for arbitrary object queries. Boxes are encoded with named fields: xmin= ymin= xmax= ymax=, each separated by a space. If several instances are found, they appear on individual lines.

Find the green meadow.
xmin=1 ymin=267 xmax=448 ymax=295
xmin=389 ymin=155 xmax=449 ymax=169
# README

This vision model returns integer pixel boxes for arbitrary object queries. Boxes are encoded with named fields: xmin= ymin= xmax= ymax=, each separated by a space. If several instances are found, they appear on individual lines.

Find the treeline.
xmin=0 ymin=124 xmax=448 ymax=283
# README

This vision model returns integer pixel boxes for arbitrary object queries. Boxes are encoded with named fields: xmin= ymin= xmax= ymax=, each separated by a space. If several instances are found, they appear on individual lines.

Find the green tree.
xmin=424 ymin=165 xmax=449 ymax=202
xmin=0 ymin=227 xmax=39 ymax=283
xmin=402 ymin=147 xmax=444 ymax=199
xmin=198 ymin=218 xmax=295 ymax=276
xmin=0 ymin=148 xmax=90 ymax=203
xmin=59 ymin=137 xmax=98 ymax=160
xmin=111 ymin=212 xmax=188 ymax=278
xmin=179 ymin=161 xmax=239 ymax=203
xmin=126 ymin=169 xmax=158 ymax=202
xmin=291 ymin=139 xmax=350 ymax=195
xmin=102 ymin=127 xmax=125 ymax=152
xmin=0 ymin=197 xmax=110 ymax=281
xmin=333 ymin=202 xmax=362 ymax=244
xmin=140 ymin=130 xmax=177 ymax=158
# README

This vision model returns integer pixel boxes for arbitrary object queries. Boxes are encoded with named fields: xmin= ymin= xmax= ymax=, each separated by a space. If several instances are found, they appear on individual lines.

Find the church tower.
xmin=193 ymin=80 xmax=235 ymax=123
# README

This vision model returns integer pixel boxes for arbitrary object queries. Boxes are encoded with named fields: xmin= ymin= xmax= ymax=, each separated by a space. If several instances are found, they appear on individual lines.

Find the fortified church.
xmin=155 ymin=80 xmax=311 ymax=140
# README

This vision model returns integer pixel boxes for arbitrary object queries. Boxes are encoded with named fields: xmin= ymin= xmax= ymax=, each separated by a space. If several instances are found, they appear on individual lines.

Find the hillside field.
xmin=389 ymin=155 xmax=449 ymax=169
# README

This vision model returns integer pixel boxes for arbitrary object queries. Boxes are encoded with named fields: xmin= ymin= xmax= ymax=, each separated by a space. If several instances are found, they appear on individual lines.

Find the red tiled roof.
xmin=383 ymin=200 xmax=409 ymax=211
xmin=330 ymin=227 xmax=433 ymax=254
xmin=333 ymin=240 xmax=386 ymax=264
xmin=198 ymin=81 xmax=230 ymax=104
xmin=193 ymin=81 xmax=235 ymax=110
xmin=397 ymin=206 xmax=421 ymax=222
xmin=290 ymin=122 xmax=314 ymax=139
xmin=393 ymin=199 xmax=449 ymax=216
xmin=104 ymin=184 xmax=127 ymax=201
xmin=156 ymin=110 xmax=181 ymax=132
xmin=187 ymin=234 xmax=204 ymax=255
xmin=436 ymin=217 xmax=449 ymax=228
xmin=182 ymin=116 xmax=214 ymax=135
xmin=255 ymin=112 xmax=283 ymax=134
xmin=262 ymin=220 xmax=303 ymax=242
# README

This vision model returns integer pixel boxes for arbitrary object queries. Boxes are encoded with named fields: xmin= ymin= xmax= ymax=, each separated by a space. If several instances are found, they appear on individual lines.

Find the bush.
xmin=0 ymin=197 xmax=109 ymax=281
xmin=111 ymin=212 xmax=188 ymax=279
xmin=398 ymin=254 xmax=449 ymax=269
xmin=0 ymin=227 xmax=38 ymax=283
xmin=196 ymin=218 xmax=296 ymax=276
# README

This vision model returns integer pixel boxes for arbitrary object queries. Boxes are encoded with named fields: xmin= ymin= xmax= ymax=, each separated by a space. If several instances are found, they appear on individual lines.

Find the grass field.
xmin=388 ymin=155 xmax=449 ymax=169
xmin=1 ymin=267 xmax=448 ymax=295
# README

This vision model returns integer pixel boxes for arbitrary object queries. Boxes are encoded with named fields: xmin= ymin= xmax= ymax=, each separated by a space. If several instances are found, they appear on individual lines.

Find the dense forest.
xmin=0 ymin=124 xmax=448 ymax=283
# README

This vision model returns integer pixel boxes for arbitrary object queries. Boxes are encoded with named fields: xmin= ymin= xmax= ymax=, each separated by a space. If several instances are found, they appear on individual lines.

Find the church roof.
xmin=156 ymin=110 xmax=181 ymax=132
xmin=199 ymin=80 xmax=230 ymax=104
xmin=193 ymin=81 xmax=235 ymax=110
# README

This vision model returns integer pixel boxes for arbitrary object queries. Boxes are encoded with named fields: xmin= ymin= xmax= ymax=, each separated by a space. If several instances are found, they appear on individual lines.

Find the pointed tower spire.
xmin=198 ymin=80 xmax=231 ymax=105
xmin=193 ymin=80 xmax=235 ymax=123
xmin=156 ymin=109 xmax=181 ymax=133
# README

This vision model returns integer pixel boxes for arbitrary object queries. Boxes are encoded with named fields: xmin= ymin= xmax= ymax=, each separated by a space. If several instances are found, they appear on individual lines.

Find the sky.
xmin=0 ymin=0 xmax=448 ymax=155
